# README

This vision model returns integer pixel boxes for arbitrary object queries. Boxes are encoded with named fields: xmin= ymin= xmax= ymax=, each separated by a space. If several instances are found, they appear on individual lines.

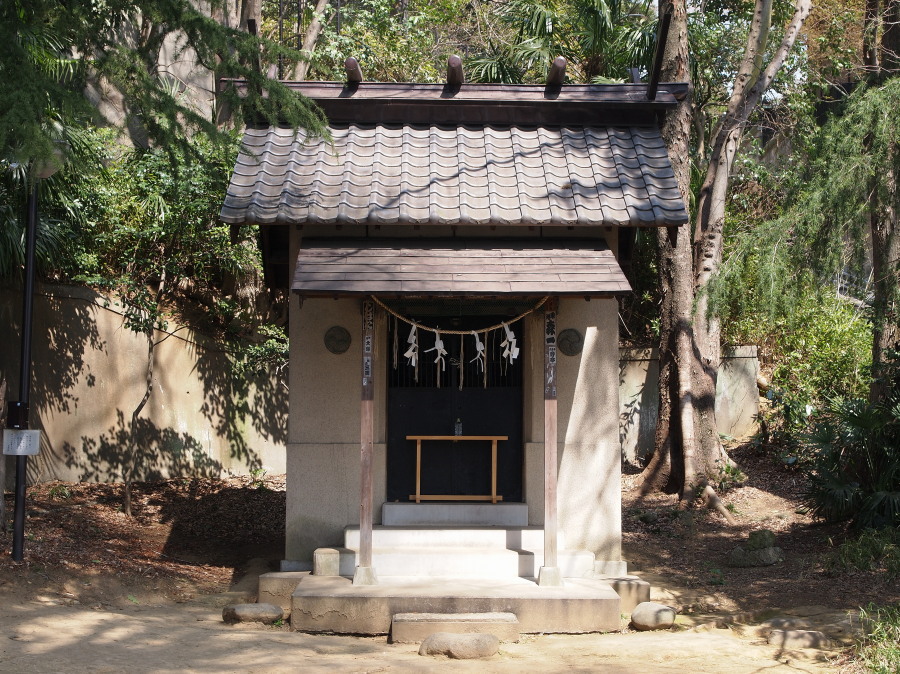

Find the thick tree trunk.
xmin=645 ymin=0 xmax=810 ymax=499
xmin=642 ymin=0 xmax=695 ymax=497
xmin=291 ymin=0 xmax=331 ymax=80
xmin=688 ymin=0 xmax=810 ymax=482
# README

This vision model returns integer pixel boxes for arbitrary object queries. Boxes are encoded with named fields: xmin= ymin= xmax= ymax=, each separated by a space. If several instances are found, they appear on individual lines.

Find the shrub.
xmin=801 ymin=393 xmax=900 ymax=529
xmin=823 ymin=528 xmax=900 ymax=578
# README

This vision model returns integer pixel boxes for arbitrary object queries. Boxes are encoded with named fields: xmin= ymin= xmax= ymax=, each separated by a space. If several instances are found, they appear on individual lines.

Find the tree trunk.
xmin=240 ymin=0 xmax=262 ymax=31
xmin=291 ymin=0 xmax=331 ymax=80
xmin=124 ymin=330 xmax=155 ymax=517
xmin=644 ymin=0 xmax=811 ymax=498
xmin=864 ymin=0 xmax=882 ymax=70
xmin=641 ymin=0 xmax=695 ymax=497
xmin=868 ymin=144 xmax=899 ymax=403
xmin=123 ymin=268 xmax=167 ymax=517
xmin=0 ymin=378 xmax=6 ymax=531
xmin=688 ymin=0 xmax=811 ymax=482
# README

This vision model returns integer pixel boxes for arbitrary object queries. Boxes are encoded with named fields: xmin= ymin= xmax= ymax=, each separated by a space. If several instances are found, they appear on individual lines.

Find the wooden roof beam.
xmin=345 ymin=57 xmax=363 ymax=84
xmin=647 ymin=5 xmax=673 ymax=100
xmin=447 ymin=55 xmax=464 ymax=87
xmin=547 ymin=56 xmax=567 ymax=87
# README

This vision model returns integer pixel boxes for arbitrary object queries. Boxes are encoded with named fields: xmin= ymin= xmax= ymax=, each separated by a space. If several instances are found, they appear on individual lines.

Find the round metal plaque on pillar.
xmin=324 ymin=326 xmax=351 ymax=354
xmin=558 ymin=328 xmax=583 ymax=356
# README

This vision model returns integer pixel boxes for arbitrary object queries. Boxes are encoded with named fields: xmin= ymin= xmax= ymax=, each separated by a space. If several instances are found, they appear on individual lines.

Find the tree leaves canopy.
xmin=0 ymin=0 xmax=326 ymax=170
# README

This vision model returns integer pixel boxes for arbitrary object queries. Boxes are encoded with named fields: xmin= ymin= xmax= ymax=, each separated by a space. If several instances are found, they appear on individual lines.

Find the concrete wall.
xmin=619 ymin=346 xmax=760 ymax=465
xmin=0 ymin=284 xmax=287 ymax=485
xmin=285 ymin=296 xmax=388 ymax=562
xmin=523 ymin=298 xmax=622 ymax=565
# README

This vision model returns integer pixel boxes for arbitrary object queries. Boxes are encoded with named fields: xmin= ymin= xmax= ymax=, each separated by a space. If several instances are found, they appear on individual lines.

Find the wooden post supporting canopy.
xmin=538 ymin=297 xmax=563 ymax=587
xmin=353 ymin=299 xmax=377 ymax=585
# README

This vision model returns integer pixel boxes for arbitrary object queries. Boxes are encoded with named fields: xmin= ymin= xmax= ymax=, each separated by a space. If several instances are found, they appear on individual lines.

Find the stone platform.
xmin=289 ymin=575 xmax=621 ymax=635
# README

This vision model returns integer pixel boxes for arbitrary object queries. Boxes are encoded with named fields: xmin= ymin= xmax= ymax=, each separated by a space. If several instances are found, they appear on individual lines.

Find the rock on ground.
xmin=728 ymin=546 xmax=784 ymax=567
xmin=418 ymin=632 xmax=500 ymax=659
xmin=630 ymin=602 xmax=676 ymax=631
xmin=767 ymin=629 xmax=831 ymax=650
xmin=222 ymin=603 xmax=283 ymax=624
xmin=746 ymin=530 xmax=776 ymax=550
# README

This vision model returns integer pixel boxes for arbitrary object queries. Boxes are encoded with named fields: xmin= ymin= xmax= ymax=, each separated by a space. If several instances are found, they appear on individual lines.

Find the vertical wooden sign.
xmin=355 ymin=298 xmax=377 ymax=585
xmin=539 ymin=296 xmax=562 ymax=586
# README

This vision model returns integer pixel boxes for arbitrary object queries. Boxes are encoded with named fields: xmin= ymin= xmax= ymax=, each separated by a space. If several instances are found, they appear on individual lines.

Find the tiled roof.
xmin=220 ymin=124 xmax=688 ymax=228
xmin=291 ymin=239 xmax=631 ymax=296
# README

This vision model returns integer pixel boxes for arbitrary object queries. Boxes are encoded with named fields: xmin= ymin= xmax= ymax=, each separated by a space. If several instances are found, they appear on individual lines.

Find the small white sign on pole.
xmin=3 ymin=429 xmax=41 ymax=456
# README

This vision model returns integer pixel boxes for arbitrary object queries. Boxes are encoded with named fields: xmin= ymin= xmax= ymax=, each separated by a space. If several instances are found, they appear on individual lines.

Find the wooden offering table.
xmin=407 ymin=435 xmax=508 ymax=503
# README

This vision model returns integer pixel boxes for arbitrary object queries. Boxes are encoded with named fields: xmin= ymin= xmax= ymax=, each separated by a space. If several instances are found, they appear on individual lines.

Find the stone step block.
xmin=257 ymin=571 xmax=310 ymax=615
xmin=322 ymin=546 xmax=522 ymax=577
xmin=291 ymin=575 xmax=621 ymax=634
xmin=391 ymin=611 xmax=520 ymax=643
xmin=344 ymin=525 xmax=559 ymax=550
xmin=515 ymin=549 xmax=596 ymax=578
xmin=382 ymin=502 xmax=529 ymax=526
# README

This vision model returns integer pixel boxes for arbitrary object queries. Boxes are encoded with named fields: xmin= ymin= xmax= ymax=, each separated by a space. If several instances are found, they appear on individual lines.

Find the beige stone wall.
xmin=285 ymin=295 xmax=388 ymax=561
xmin=523 ymin=298 xmax=621 ymax=564
xmin=0 ymin=284 xmax=286 ymax=485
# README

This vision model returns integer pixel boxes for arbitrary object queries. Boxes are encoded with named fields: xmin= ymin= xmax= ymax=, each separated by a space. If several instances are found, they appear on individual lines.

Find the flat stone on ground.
xmin=767 ymin=629 xmax=832 ymax=650
xmin=418 ymin=632 xmax=500 ymax=659
xmin=631 ymin=602 xmax=676 ymax=631
xmin=222 ymin=603 xmax=283 ymax=625
xmin=392 ymin=612 xmax=519 ymax=643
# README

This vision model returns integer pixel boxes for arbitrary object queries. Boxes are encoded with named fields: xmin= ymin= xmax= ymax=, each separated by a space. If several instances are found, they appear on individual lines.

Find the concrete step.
xmin=516 ymin=549 xmax=595 ymax=578
xmin=317 ymin=546 xmax=523 ymax=578
xmin=315 ymin=544 xmax=595 ymax=578
xmin=291 ymin=575 xmax=621 ymax=634
xmin=382 ymin=502 xmax=528 ymax=526
xmin=344 ymin=526 xmax=558 ymax=550
xmin=391 ymin=611 xmax=520 ymax=643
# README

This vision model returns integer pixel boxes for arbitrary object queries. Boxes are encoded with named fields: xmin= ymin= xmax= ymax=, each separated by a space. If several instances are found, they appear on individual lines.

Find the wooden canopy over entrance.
xmin=291 ymin=239 xmax=631 ymax=297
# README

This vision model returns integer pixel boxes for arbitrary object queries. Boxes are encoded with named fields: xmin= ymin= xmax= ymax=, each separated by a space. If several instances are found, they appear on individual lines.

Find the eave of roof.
xmin=291 ymin=238 xmax=631 ymax=297
xmin=222 ymin=80 xmax=689 ymax=126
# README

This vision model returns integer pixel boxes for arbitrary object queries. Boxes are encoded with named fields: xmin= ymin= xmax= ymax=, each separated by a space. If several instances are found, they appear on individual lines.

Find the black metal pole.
xmin=12 ymin=182 xmax=39 ymax=561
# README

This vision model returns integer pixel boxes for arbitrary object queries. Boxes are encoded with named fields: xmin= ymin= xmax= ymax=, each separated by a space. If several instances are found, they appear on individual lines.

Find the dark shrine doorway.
xmin=386 ymin=301 xmax=526 ymax=503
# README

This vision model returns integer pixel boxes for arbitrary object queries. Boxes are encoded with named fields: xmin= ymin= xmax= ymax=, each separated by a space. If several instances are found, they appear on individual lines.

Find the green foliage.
xmin=719 ymin=78 xmax=900 ymax=345
xmin=48 ymin=482 xmax=73 ymax=500
xmin=468 ymin=0 xmax=657 ymax=84
xmin=801 ymin=375 xmax=900 ymax=529
xmin=855 ymin=603 xmax=900 ymax=674
xmin=295 ymin=0 xmax=463 ymax=82
xmin=234 ymin=324 xmax=289 ymax=382
xmin=62 ymin=128 xmax=256 ymax=337
xmin=1 ymin=0 xmax=325 ymax=172
xmin=823 ymin=528 xmax=900 ymax=578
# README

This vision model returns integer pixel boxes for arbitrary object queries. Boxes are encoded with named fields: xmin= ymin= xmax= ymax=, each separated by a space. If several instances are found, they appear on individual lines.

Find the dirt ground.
xmin=0 ymin=444 xmax=895 ymax=673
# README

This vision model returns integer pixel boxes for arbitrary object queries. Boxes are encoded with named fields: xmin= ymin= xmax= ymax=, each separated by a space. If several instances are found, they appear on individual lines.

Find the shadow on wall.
xmin=1 ymin=286 xmax=106 ymax=487
xmin=192 ymin=340 xmax=288 ymax=473
xmin=1 ymin=284 xmax=288 ymax=484
xmin=62 ymin=410 xmax=224 ymax=482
